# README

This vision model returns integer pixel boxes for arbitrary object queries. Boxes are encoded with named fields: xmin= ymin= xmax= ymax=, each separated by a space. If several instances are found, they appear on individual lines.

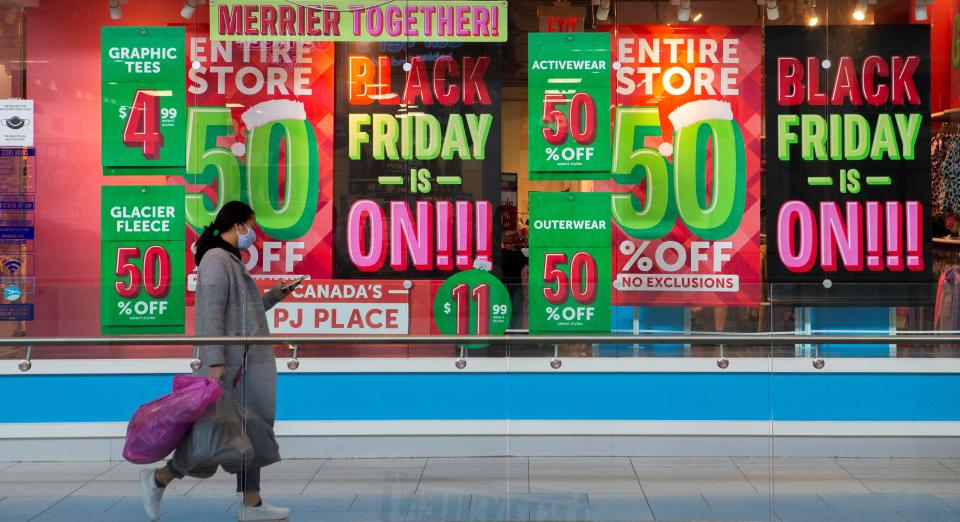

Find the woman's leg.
xmin=237 ymin=466 xmax=262 ymax=505
xmin=155 ymin=460 xmax=182 ymax=486
xmin=142 ymin=461 xmax=181 ymax=520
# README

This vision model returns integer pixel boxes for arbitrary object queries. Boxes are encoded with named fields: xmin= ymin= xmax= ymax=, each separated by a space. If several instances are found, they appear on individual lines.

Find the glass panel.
xmin=3 ymin=1 xmax=959 ymax=521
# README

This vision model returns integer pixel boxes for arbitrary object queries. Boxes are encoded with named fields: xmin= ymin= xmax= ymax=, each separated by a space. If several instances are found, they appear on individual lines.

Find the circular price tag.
xmin=433 ymin=270 xmax=511 ymax=348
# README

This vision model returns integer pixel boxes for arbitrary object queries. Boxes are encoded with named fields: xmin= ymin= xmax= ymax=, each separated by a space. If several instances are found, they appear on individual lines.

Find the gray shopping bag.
xmin=171 ymin=395 xmax=253 ymax=478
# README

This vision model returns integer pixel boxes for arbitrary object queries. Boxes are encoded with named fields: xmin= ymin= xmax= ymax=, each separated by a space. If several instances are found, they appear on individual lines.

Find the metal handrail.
xmin=1 ymin=333 xmax=959 ymax=346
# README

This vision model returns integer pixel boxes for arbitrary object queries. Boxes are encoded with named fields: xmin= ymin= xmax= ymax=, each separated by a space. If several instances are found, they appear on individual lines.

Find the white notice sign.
xmin=0 ymin=100 xmax=33 ymax=147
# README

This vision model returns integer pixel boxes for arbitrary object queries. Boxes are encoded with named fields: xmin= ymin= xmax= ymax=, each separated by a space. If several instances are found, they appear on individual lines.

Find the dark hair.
xmin=194 ymin=201 xmax=254 ymax=265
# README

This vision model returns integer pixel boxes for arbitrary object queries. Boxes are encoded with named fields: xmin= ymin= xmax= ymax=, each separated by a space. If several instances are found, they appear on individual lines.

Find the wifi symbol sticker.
xmin=3 ymin=258 xmax=21 ymax=275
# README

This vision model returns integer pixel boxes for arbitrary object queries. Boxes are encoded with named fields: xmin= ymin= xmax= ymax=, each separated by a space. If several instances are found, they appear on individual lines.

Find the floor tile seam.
xmin=832 ymin=458 xmax=876 ymax=493
xmin=931 ymin=458 xmax=958 ymax=473
xmin=101 ymin=496 xmax=125 ymax=515
xmin=27 ymin=460 xmax=124 ymax=521
xmin=933 ymin=495 xmax=960 ymax=513
xmin=298 ymin=458 xmax=328 ymax=495
xmin=412 ymin=457 xmax=429 ymax=496
xmin=698 ymin=492 xmax=712 ymax=510
xmin=626 ymin=456 xmax=655 ymax=518
xmin=729 ymin=455 xmax=762 ymax=495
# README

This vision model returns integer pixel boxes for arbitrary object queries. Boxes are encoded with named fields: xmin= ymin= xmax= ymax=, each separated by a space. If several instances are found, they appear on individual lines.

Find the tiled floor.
xmin=1 ymin=457 xmax=959 ymax=521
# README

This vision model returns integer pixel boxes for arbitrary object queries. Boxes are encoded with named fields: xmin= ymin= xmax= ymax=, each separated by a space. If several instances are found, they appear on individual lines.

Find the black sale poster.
xmin=765 ymin=25 xmax=934 ymax=305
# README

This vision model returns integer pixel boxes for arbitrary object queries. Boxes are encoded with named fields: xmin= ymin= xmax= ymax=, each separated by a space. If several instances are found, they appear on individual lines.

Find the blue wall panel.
xmin=2 ymin=371 xmax=959 ymax=424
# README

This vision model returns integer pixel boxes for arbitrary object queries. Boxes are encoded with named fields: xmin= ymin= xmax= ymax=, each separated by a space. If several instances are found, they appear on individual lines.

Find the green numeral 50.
xmin=184 ymin=107 xmax=319 ymax=240
xmin=611 ymin=107 xmax=746 ymax=240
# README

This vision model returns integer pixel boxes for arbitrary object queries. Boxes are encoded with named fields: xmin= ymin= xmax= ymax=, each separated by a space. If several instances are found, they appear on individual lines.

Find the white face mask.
xmin=236 ymin=224 xmax=256 ymax=249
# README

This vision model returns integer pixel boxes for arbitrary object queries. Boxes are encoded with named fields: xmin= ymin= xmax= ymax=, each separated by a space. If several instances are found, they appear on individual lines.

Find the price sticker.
xmin=102 ymin=82 xmax=185 ymax=172
xmin=433 ymin=270 xmax=511 ymax=348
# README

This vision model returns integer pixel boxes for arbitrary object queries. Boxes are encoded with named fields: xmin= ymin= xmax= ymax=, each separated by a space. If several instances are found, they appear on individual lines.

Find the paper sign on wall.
xmin=765 ymin=25 xmax=933 ymax=305
xmin=596 ymin=25 xmax=762 ymax=307
xmin=101 ymin=185 xmax=185 ymax=334
xmin=101 ymin=26 xmax=186 ymax=174
xmin=0 ymin=99 xmax=33 ymax=148
xmin=528 ymin=192 xmax=611 ymax=333
xmin=528 ymin=32 xmax=611 ymax=179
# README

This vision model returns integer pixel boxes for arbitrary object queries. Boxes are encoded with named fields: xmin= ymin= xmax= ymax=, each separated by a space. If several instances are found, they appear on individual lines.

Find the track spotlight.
xmin=852 ymin=0 xmax=867 ymax=20
xmin=678 ymin=0 xmax=691 ymax=22
xmin=915 ymin=0 xmax=928 ymax=20
xmin=108 ymin=0 xmax=122 ymax=20
xmin=594 ymin=0 xmax=611 ymax=21
xmin=766 ymin=0 xmax=779 ymax=20
xmin=181 ymin=0 xmax=197 ymax=19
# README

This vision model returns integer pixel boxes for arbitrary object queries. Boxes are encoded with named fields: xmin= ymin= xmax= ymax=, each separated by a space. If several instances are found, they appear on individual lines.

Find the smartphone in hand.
xmin=281 ymin=275 xmax=308 ymax=292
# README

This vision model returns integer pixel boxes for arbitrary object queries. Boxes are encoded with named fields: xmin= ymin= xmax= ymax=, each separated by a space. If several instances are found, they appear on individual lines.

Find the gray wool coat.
xmin=194 ymin=248 xmax=282 ymax=424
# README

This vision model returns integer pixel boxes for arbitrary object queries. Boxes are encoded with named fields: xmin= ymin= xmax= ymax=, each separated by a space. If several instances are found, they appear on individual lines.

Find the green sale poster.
xmin=101 ymin=26 xmax=186 ymax=174
xmin=100 ymin=185 xmax=185 ymax=334
xmin=528 ymin=32 xmax=611 ymax=180
xmin=528 ymin=192 xmax=611 ymax=333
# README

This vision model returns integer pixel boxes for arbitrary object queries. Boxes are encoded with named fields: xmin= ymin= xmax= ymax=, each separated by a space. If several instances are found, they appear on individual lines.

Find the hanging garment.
xmin=940 ymin=137 xmax=960 ymax=218
xmin=932 ymin=131 xmax=948 ymax=217
xmin=935 ymin=267 xmax=960 ymax=331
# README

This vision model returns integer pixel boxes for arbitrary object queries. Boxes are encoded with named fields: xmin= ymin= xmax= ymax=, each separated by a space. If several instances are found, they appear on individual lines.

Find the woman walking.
xmin=139 ymin=201 xmax=298 ymax=521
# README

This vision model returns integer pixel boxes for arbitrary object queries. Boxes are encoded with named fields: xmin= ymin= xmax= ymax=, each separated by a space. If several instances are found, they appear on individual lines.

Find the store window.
xmin=0 ymin=4 xmax=958 ymax=522
xmin=0 ymin=0 xmax=950 ymax=358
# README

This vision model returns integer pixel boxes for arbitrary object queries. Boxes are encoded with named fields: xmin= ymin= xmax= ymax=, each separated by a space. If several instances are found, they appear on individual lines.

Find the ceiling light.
xmin=678 ymin=0 xmax=691 ymax=22
xmin=108 ymin=0 xmax=122 ymax=20
xmin=915 ymin=0 xmax=928 ymax=21
xmin=692 ymin=12 xmax=702 ymax=22
xmin=766 ymin=0 xmax=779 ymax=20
xmin=852 ymin=0 xmax=867 ymax=20
xmin=180 ymin=0 xmax=197 ymax=19
xmin=595 ymin=0 xmax=611 ymax=21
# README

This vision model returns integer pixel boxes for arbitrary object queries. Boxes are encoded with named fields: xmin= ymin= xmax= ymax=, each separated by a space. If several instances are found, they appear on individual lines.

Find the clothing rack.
xmin=934 ymin=236 xmax=960 ymax=274
xmin=933 ymin=108 xmax=960 ymax=122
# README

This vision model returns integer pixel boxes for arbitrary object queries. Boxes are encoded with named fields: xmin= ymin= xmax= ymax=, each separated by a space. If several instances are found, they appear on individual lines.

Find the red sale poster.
xmin=597 ymin=25 xmax=762 ymax=307
xmin=174 ymin=34 xmax=335 ymax=294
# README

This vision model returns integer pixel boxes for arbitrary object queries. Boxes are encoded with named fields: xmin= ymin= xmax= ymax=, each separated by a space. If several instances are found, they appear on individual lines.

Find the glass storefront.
xmin=0 ymin=1 xmax=959 ymax=521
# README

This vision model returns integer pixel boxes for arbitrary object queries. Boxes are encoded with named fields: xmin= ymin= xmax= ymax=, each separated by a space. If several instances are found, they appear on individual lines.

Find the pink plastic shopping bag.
xmin=122 ymin=375 xmax=222 ymax=464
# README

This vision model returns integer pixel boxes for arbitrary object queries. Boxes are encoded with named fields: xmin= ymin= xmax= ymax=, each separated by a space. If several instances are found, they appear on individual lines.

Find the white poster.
xmin=0 ymin=100 xmax=33 ymax=147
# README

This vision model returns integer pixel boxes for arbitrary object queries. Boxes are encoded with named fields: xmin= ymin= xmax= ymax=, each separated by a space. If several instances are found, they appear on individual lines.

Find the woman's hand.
xmin=207 ymin=365 xmax=225 ymax=382
xmin=273 ymin=279 xmax=302 ymax=298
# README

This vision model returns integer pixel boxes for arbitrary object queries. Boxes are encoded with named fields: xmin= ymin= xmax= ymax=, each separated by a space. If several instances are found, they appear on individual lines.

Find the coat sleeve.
xmin=261 ymin=286 xmax=283 ymax=311
xmin=195 ymin=254 xmax=230 ymax=367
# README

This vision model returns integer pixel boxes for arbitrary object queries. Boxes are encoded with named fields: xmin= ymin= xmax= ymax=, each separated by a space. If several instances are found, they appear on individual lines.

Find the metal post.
xmin=550 ymin=344 xmax=562 ymax=369
xmin=813 ymin=344 xmax=825 ymax=369
xmin=717 ymin=344 xmax=729 ymax=369
xmin=190 ymin=346 xmax=202 ymax=371
xmin=17 ymin=345 xmax=31 ymax=372
xmin=287 ymin=344 xmax=300 ymax=370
